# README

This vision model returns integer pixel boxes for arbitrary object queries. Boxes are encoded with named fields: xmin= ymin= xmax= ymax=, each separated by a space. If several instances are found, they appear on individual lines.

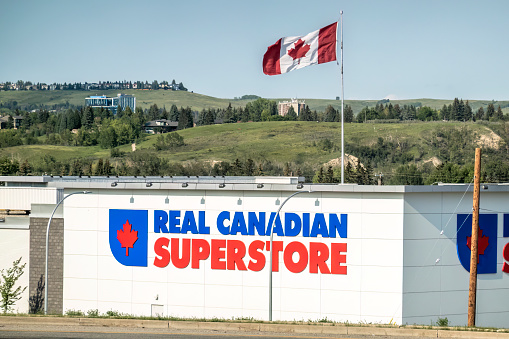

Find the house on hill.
xmin=144 ymin=119 xmax=178 ymax=134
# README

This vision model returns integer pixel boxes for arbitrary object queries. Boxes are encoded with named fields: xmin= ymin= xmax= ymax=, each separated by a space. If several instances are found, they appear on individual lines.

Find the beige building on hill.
xmin=278 ymin=99 xmax=305 ymax=116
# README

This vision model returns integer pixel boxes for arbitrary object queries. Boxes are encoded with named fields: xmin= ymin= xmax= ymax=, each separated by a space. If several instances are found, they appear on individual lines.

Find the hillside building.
xmin=85 ymin=93 xmax=136 ymax=115
xmin=278 ymin=99 xmax=305 ymax=117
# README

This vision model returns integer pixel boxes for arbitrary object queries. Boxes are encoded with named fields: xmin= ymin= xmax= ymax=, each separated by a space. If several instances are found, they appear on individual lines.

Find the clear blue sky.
xmin=1 ymin=0 xmax=508 ymax=100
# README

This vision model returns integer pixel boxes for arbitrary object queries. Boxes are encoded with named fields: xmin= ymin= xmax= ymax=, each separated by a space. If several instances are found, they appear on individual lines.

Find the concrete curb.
xmin=1 ymin=316 xmax=509 ymax=338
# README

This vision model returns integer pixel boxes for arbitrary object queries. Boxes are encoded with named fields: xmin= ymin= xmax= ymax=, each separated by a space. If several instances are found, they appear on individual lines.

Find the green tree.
xmin=416 ymin=106 xmax=437 ymax=121
xmin=148 ymin=104 xmax=159 ymax=121
xmin=19 ymin=160 xmax=31 ymax=176
xmin=464 ymin=101 xmax=473 ymax=121
xmin=345 ymin=162 xmax=355 ymax=183
xmin=324 ymin=105 xmax=338 ymax=122
xmin=0 ymin=157 xmax=19 ymax=175
xmin=0 ymin=257 xmax=27 ymax=313
xmin=6 ymin=116 xmax=13 ymax=129
xmin=177 ymin=107 xmax=194 ymax=130
xmin=223 ymin=103 xmax=236 ymax=123
xmin=99 ymin=126 xmax=118 ymax=149
xmin=169 ymin=104 xmax=179 ymax=121
xmin=389 ymin=164 xmax=423 ymax=185
xmin=495 ymin=105 xmax=504 ymax=121
xmin=124 ymin=106 xmax=133 ymax=118
xmin=486 ymin=103 xmax=495 ymax=120
xmin=475 ymin=107 xmax=484 ymax=121
xmin=285 ymin=106 xmax=297 ymax=121
xmin=344 ymin=105 xmax=354 ymax=123
xmin=299 ymin=105 xmax=312 ymax=121
xmin=81 ymin=106 xmax=94 ymax=129
xmin=245 ymin=159 xmax=255 ymax=176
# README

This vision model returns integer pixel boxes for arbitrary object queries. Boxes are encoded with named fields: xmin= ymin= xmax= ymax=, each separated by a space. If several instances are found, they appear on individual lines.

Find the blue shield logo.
xmin=457 ymin=214 xmax=497 ymax=274
xmin=109 ymin=209 xmax=148 ymax=267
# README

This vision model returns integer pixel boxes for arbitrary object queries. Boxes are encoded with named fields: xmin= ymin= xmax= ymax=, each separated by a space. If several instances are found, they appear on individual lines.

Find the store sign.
xmin=109 ymin=209 xmax=348 ymax=274
xmin=457 ymin=214 xmax=509 ymax=274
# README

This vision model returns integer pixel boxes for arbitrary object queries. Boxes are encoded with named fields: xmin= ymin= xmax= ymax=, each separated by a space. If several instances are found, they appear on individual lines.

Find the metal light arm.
xmin=268 ymin=190 xmax=313 ymax=321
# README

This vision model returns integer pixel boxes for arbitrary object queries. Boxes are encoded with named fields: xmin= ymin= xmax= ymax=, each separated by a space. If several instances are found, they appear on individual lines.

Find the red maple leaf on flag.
xmin=288 ymin=39 xmax=310 ymax=61
xmin=467 ymin=229 xmax=489 ymax=264
xmin=117 ymin=220 xmax=138 ymax=256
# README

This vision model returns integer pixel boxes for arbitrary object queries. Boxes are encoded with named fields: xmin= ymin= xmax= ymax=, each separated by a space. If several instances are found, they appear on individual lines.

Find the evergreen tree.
xmin=299 ymin=105 xmax=312 ymax=121
xmin=223 ymin=103 xmax=236 ymax=123
xmin=161 ymin=107 xmax=168 ymax=120
xmin=344 ymin=105 xmax=354 ymax=122
xmin=464 ymin=101 xmax=473 ymax=121
xmin=345 ymin=162 xmax=354 ymax=183
xmin=6 ymin=116 xmax=13 ymax=129
xmin=495 ymin=105 xmax=504 ymax=120
xmin=124 ymin=106 xmax=133 ymax=118
xmin=148 ymin=104 xmax=159 ymax=121
xmin=177 ymin=107 xmax=194 ymax=130
xmin=325 ymin=166 xmax=336 ymax=183
xmin=316 ymin=167 xmax=324 ymax=183
xmin=283 ymin=163 xmax=291 ymax=176
xmin=476 ymin=107 xmax=484 ymax=120
xmin=245 ymin=159 xmax=255 ymax=176
xmin=486 ymin=103 xmax=495 ymax=120
xmin=450 ymin=98 xmax=459 ymax=121
xmin=103 ymin=159 xmax=111 ymax=176
xmin=169 ymin=104 xmax=179 ymax=121
xmin=285 ymin=106 xmax=297 ymax=121
xmin=19 ymin=160 xmax=31 ymax=176
xmin=96 ymin=158 xmax=104 ymax=175
xmin=355 ymin=163 xmax=365 ymax=184
xmin=81 ymin=106 xmax=94 ymax=129
xmin=232 ymin=159 xmax=243 ymax=175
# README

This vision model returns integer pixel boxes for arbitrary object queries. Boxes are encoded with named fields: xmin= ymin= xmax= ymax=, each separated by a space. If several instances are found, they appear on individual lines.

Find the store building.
xmin=0 ymin=176 xmax=508 ymax=328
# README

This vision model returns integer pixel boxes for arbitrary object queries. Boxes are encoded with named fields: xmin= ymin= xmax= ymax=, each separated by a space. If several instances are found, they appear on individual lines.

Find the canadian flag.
xmin=263 ymin=22 xmax=337 ymax=76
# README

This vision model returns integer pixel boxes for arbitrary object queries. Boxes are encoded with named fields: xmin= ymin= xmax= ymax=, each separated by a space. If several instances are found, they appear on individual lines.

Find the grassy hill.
xmin=1 ymin=120 xmax=506 ymax=181
xmin=2 ymin=89 xmax=509 ymax=114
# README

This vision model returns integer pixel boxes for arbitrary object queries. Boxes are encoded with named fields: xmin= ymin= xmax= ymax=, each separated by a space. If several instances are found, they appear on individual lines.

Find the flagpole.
xmin=340 ymin=11 xmax=344 ymax=184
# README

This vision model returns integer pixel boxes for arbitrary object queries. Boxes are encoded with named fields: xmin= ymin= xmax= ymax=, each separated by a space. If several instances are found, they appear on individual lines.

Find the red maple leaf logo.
xmin=467 ymin=229 xmax=489 ymax=264
xmin=117 ymin=220 xmax=138 ymax=256
xmin=288 ymin=39 xmax=310 ymax=61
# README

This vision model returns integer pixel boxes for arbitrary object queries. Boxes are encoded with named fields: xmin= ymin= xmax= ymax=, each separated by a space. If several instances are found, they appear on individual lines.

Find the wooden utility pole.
xmin=468 ymin=147 xmax=481 ymax=327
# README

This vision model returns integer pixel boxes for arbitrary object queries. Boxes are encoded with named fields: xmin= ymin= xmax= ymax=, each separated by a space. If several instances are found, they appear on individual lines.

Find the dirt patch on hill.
xmin=324 ymin=154 xmax=362 ymax=168
xmin=423 ymin=156 xmax=442 ymax=167
xmin=477 ymin=130 xmax=501 ymax=150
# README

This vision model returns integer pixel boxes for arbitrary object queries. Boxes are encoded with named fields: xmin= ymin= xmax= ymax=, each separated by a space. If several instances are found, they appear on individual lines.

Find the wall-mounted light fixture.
xmin=182 ymin=183 xmax=188 ymax=188
xmin=315 ymin=198 xmax=320 ymax=206
xmin=297 ymin=183 xmax=304 ymax=189
xmin=146 ymin=182 xmax=153 ymax=187
xmin=165 ymin=196 xmax=169 ymax=204
xmin=275 ymin=198 xmax=281 ymax=206
xmin=237 ymin=198 xmax=242 ymax=205
xmin=201 ymin=197 xmax=205 ymax=204
xmin=219 ymin=183 xmax=226 ymax=188
xmin=111 ymin=182 xmax=118 ymax=187
xmin=257 ymin=183 xmax=264 ymax=189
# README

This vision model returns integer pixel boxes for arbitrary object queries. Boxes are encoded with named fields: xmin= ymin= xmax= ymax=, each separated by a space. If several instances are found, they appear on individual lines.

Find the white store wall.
xmin=402 ymin=192 xmax=509 ymax=327
xmin=62 ymin=189 xmax=406 ymax=323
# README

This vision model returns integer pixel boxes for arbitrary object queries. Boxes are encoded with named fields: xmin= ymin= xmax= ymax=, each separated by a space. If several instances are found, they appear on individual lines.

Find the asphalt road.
xmin=0 ymin=324 xmax=438 ymax=339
